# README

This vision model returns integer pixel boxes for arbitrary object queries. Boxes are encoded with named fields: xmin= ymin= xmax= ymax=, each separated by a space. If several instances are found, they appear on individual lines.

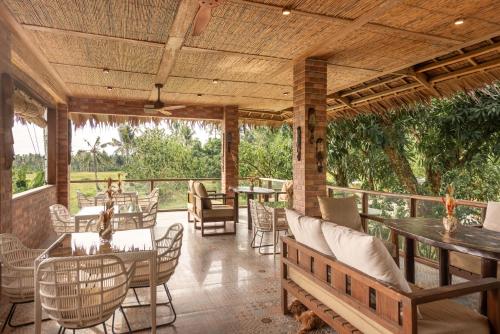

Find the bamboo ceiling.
xmin=3 ymin=0 xmax=500 ymax=125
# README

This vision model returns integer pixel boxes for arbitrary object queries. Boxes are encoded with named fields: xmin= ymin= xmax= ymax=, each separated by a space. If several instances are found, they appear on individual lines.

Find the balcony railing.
xmin=70 ymin=177 xmax=488 ymax=264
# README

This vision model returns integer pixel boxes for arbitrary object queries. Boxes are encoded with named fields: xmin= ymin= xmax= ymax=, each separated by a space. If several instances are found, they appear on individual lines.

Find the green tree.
xmin=82 ymin=137 xmax=110 ymax=190
xmin=103 ymin=124 xmax=136 ymax=163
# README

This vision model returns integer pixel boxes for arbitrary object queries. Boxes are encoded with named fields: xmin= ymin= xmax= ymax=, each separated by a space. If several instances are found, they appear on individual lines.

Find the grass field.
xmin=69 ymin=171 xmax=222 ymax=214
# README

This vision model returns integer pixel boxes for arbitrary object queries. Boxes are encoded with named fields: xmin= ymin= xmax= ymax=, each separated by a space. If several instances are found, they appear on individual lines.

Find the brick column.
xmin=56 ymin=104 xmax=70 ymax=207
xmin=221 ymin=105 xmax=239 ymax=202
xmin=292 ymin=58 xmax=327 ymax=216
xmin=0 ymin=73 xmax=14 ymax=233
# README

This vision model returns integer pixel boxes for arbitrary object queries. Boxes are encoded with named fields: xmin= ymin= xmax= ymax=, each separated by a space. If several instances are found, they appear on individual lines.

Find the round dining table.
xmin=231 ymin=186 xmax=276 ymax=230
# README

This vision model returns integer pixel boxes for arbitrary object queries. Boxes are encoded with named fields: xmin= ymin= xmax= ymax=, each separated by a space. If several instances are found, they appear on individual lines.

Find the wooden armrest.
xmin=411 ymin=278 xmax=500 ymax=305
xmin=207 ymin=190 xmax=217 ymax=194
xmin=471 ymin=224 xmax=483 ymax=228
xmin=208 ymin=193 xmax=226 ymax=197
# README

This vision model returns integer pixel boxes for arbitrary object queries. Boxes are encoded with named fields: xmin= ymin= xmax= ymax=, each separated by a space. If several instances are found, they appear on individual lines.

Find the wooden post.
xmin=56 ymin=104 xmax=70 ymax=207
xmin=292 ymin=58 xmax=327 ymax=216
xmin=46 ymin=107 xmax=57 ymax=184
xmin=361 ymin=193 xmax=369 ymax=231
xmin=439 ymin=248 xmax=450 ymax=286
xmin=221 ymin=105 xmax=239 ymax=205
xmin=405 ymin=237 xmax=415 ymax=284
xmin=0 ymin=73 xmax=14 ymax=234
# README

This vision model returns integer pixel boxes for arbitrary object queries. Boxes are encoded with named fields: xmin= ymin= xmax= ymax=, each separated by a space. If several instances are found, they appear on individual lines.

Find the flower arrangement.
xmin=441 ymin=184 xmax=458 ymax=233
xmin=249 ymin=176 xmax=258 ymax=190
xmin=97 ymin=207 xmax=114 ymax=241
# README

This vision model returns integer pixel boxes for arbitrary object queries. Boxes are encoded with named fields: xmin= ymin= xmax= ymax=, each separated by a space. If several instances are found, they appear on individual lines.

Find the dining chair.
xmin=249 ymin=200 xmax=288 ymax=255
xmin=49 ymin=204 xmax=77 ymax=235
xmin=113 ymin=224 xmax=183 ymax=333
xmin=37 ymin=254 xmax=136 ymax=333
xmin=0 ymin=234 xmax=48 ymax=333
xmin=114 ymin=193 xmax=138 ymax=206
xmin=142 ymin=202 xmax=158 ymax=228
xmin=138 ymin=188 xmax=159 ymax=211
xmin=76 ymin=191 xmax=96 ymax=208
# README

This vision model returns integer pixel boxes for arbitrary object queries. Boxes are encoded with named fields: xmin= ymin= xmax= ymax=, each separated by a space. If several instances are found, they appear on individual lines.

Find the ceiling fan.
xmin=192 ymin=0 xmax=224 ymax=36
xmin=144 ymin=83 xmax=186 ymax=115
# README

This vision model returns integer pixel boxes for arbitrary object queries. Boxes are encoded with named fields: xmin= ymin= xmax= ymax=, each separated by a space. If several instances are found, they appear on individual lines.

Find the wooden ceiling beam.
xmin=0 ymin=3 xmax=70 ymax=103
xmin=22 ymin=24 xmax=164 ymax=48
xmin=331 ymin=94 xmax=360 ymax=112
xmin=398 ymin=68 xmax=442 ymax=97
xmin=181 ymin=45 xmax=289 ymax=62
xmin=265 ymin=0 xmax=400 ymax=79
xmin=168 ymin=75 xmax=292 ymax=88
xmin=331 ymin=75 xmax=404 ymax=98
xmin=417 ymin=41 xmax=500 ymax=72
xmin=230 ymin=0 xmax=462 ymax=46
xmin=429 ymin=58 xmax=500 ymax=84
xmin=149 ymin=0 xmax=200 ymax=101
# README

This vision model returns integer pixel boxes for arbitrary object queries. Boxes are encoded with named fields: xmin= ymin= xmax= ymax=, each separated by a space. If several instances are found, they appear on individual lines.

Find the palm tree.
xmin=83 ymin=137 xmax=109 ymax=190
xmin=104 ymin=125 xmax=136 ymax=162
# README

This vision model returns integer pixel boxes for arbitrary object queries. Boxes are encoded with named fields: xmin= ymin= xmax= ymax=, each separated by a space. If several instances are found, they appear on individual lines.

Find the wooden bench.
xmin=281 ymin=236 xmax=500 ymax=334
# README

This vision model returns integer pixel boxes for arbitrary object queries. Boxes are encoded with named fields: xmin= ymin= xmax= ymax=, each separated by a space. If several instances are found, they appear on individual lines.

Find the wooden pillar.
xmin=0 ymin=73 xmax=14 ymax=233
xmin=292 ymin=58 xmax=327 ymax=216
xmin=46 ymin=107 xmax=57 ymax=185
xmin=221 ymin=105 xmax=239 ymax=202
xmin=56 ymin=103 xmax=70 ymax=207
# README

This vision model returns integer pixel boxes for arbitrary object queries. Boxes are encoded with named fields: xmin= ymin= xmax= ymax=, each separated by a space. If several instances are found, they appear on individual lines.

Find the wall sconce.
xmin=226 ymin=132 xmax=233 ymax=154
xmin=296 ymin=126 xmax=302 ymax=161
xmin=307 ymin=107 xmax=316 ymax=144
xmin=316 ymin=138 xmax=324 ymax=172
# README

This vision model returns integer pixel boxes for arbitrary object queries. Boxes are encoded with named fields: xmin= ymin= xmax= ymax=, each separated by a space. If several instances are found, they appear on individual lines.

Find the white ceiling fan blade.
xmin=192 ymin=5 xmax=212 ymax=36
xmin=162 ymin=105 xmax=187 ymax=111
xmin=158 ymin=109 xmax=172 ymax=116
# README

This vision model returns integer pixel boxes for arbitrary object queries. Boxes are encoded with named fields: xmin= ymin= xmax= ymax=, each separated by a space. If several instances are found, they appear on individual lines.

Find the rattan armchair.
xmin=249 ymin=200 xmax=288 ymax=254
xmin=138 ymin=188 xmax=159 ymax=211
xmin=142 ymin=202 xmax=158 ymax=228
xmin=113 ymin=224 xmax=183 ymax=332
xmin=37 ymin=254 xmax=135 ymax=333
xmin=49 ymin=204 xmax=77 ymax=235
xmin=76 ymin=191 xmax=95 ymax=208
xmin=0 ymin=234 xmax=48 ymax=333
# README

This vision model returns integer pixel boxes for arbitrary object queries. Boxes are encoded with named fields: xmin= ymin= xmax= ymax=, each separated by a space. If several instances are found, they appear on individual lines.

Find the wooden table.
xmin=74 ymin=204 xmax=143 ymax=232
xmin=231 ymin=186 xmax=276 ymax=230
xmin=376 ymin=217 xmax=500 ymax=314
xmin=34 ymin=229 xmax=157 ymax=333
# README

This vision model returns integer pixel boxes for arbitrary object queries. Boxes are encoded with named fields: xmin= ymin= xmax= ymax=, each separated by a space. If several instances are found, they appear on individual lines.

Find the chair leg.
xmin=1 ymin=302 xmax=50 ymax=332
xmin=250 ymin=229 xmax=259 ymax=248
xmin=103 ymin=323 xmax=108 ymax=334
xmin=132 ymin=288 xmax=141 ymax=305
xmin=0 ymin=303 xmax=15 ymax=333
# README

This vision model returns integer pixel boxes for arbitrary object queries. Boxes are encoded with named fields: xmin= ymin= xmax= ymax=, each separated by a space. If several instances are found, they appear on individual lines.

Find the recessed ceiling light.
xmin=282 ymin=8 xmax=291 ymax=16
xmin=197 ymin=93 xmax=203 ymax=97
xmin=212 ymin=79 xmax=219 ymax=84
xmin=103 ymin=68 xmax=110 ymax=74
xmin=106 ymin=86 xmax=113 ymax=91
xmin=283 ymin=92 xmax=289 ymax=96
xmin=454 ymin=18 xmax=465 ymax=25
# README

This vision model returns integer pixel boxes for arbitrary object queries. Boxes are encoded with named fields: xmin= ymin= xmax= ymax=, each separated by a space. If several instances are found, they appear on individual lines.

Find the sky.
xmin=13 ymin=121 xmax=217 ymax=156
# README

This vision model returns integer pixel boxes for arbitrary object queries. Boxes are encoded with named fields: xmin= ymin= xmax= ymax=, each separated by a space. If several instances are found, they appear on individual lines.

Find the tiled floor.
xmin=0 ymin=210 xmax=479 ymax=333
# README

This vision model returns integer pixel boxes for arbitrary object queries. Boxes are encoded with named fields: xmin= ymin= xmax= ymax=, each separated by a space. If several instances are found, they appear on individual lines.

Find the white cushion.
xmin=321 ymin=222 xmax=411 ymax=294
xmin=317 ymin=196 xmax=363 ymax=232
xmin=285 ymin=209 xmax=334 ymax=256
xmin=483 ymin=202 xmax=500 ymax=232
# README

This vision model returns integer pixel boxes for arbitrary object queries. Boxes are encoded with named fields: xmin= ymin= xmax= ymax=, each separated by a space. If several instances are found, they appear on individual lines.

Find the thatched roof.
xmin=3 ymin=0 xmax=500 ymax=125
xmin=13 ymin=88 xmax=46 ymax=127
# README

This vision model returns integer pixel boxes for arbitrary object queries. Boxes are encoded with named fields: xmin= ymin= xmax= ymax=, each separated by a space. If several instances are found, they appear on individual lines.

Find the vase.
xmin=442 ymin=215 xmax=458 ymax=233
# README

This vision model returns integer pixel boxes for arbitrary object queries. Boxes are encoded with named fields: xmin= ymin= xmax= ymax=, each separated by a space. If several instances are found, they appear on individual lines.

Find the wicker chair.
xmin=76 ymin=191 xmax=95 ymax=208
xmin=114 ymin=224 xmax=183 ymax=332
xmin=142 ymin=202 xmax=158 ymax=228
xmin=114 ymin=193 xmax=138 ymax=206
xmin=138 ymin=188 xmax=159 ymax=211
xmin=49 ymin=204 xmax=77 ymax=235
xmin=37 ymin=254 xmax=135 ymax=333
xmin=0 ymin=234 xmax=48 ymax=333
xmin=249 ymin=200 xmax=289 ymax=254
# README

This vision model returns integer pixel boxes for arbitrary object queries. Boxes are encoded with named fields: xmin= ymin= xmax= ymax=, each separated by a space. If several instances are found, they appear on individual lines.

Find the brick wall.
xmin=0 ymin=74 xmax=13 ymax=234
xmin=292 ymin=58 xmax=327 ymax=216
xmin=56 ymin=104 xmax=70 ymax=207
xmin=221 ymin=105 xmax=239 ymax=202
xmin=12 ymin=185 xmax=57 ymax=248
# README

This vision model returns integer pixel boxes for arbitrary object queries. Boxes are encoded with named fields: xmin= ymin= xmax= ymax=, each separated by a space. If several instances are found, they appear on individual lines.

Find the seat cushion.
xmin=187 ymin=203 xmax=194 ymax=211
xmin=194 ymin=182 xmax=212 ymax=209
xmin=285 ymin=209 xmax=334 ymax=256
xmin=202 ymin=205 xmax=234 ymax=219
xmin=483 ymin=201 xmax=500 ymax=232
xmin=317 ymin=196 xmax=363 ymax=231
xmin=450 ymin=251 xmax=500 ymax=276
xmin=289 ymin=267 xmax=489 ymax=334
xmin=321 ymin=222 xmax=411 ymax=294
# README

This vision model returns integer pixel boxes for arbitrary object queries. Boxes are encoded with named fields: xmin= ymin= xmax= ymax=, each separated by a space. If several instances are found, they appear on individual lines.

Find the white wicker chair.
xmin=76 ymin=191 xmax=95 ymax=208
xmin=0 ymin=234 xmax=48 ymax=332
xmin=249 ymin=200 xmax=288 ymax=255
xmin=142 ymin=202 xmax=158 ymax=228
xmin=138 ymin=188 xmax=159 ymax=211
xmin=114 ymin=193 xmax=138 ymax=206
xmin=49 ymin=204 xmax=77 ymax=235
xmin=113 ymin=224 xmax=184 ymax=332
xmin=37 ymin=254 xmax=135 ymax=333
